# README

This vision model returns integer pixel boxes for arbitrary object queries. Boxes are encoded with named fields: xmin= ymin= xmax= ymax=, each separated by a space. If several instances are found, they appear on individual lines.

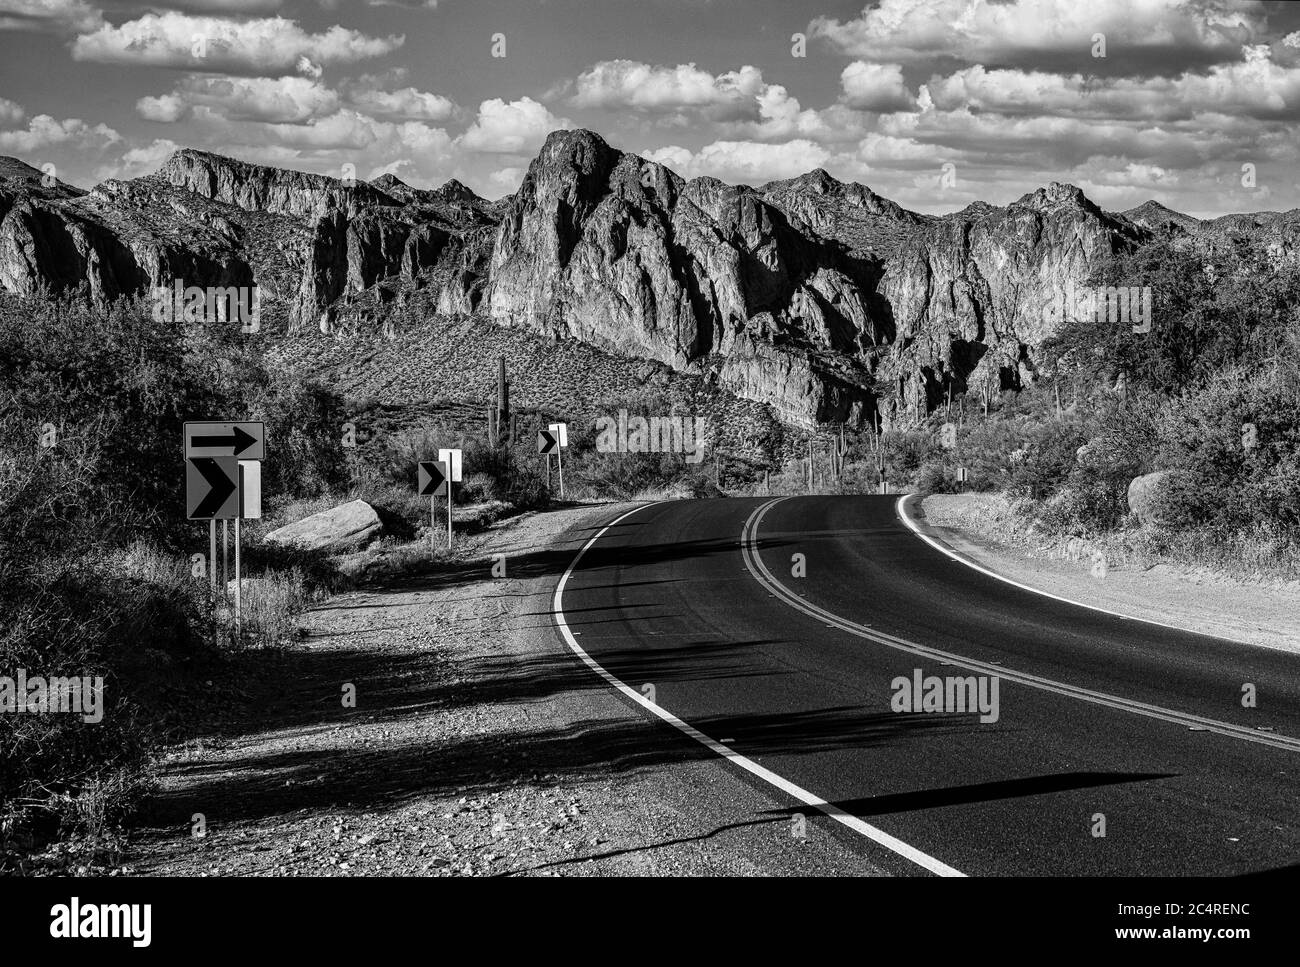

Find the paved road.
xmin=553 ymin=495 xmax=1300 ymax=876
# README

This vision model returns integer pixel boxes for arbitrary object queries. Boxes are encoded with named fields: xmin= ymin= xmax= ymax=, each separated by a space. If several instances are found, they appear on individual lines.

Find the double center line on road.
xmin=741 ymin=497 xmax=1300 ymax=755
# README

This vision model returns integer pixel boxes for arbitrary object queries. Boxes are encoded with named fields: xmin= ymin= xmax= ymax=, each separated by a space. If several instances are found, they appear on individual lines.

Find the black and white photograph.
xmin=0 ymin=0 xmax=1294 ymax=949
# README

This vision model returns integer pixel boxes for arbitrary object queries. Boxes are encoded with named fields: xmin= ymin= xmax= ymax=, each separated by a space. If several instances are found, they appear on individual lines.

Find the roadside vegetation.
xmin=906 ymin=237 xmax=1300 ymax=580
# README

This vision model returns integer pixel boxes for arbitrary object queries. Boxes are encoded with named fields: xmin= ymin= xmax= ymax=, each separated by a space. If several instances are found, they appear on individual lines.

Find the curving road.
xmin=551 ymin=495 xmax=1300 ymax=876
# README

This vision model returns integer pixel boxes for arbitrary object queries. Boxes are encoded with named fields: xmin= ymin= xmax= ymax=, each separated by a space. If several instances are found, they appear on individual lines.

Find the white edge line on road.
xmin=552 ymin=500 xmax=966 ymax=878
xmin=895 ymin=493 xmax=1207 ymax=637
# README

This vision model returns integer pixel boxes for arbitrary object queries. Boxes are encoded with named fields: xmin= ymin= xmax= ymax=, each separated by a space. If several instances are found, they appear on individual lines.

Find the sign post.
xmin=549 ymin=424 xmax=567 ymax=500
xmin=233 ymin=516 xmax=241 ymax=638
xmin=418 ymin=459 xmax=452 ymax=548
xmin=438 ymin=448 xmax=463 ymax=549
xmin=539 ymin=426 xmax=567 ymax=498
xmin=186 ymin=421 xmax=265 ymax=641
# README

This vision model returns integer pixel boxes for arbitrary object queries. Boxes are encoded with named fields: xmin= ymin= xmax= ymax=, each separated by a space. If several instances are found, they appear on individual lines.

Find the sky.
xmin=3 ymin=0 xmax=1300 ymax=216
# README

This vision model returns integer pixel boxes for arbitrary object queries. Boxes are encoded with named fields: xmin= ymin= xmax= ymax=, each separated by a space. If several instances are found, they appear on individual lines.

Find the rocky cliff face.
xmin=6 ymin=129 xmax=1281 ymax=428
xmin=485 ymin=131 xmax=888 ymax=422
xmin=157 ymin=149 xmax=399 ymax=221
xmin=874 ymin=182 xmax=1147 ymax=424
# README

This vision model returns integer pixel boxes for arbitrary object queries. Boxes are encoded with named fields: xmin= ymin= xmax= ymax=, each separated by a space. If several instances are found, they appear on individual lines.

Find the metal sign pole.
xmin=209 ymin=519 xmax=217 ymax=593
xmin=234 ymin=515 xmax=242 ymax=640
xmin=447 ymin=483 xmax=453 ymax=550
xmin=430 ymin=494 xmax=436 ymax=547
xmin=557 ymin=448 xmax=564 ymax=500
xmin=222 ymin=519 xmax=228 ymax=592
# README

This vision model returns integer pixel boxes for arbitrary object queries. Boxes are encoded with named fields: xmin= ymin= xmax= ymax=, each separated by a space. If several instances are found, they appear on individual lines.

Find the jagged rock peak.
xmin=1122 ymin=199 xmax=1202 ymax=231
xmin=771 ymin=168 xmax=843 ymax=194
xmin=1013 ymin=182 xmax=1097 ymax=213
xmin=948 ymin=200 xmax=1000 ymax=220
xmin=371 ymin=172 xmax=409 ymax=191
xmin=531 ymin=128 xmax=620 ymax=176
xmin=435 ymin=178 xmax=482 ymax=203
xmin=761 ymin=168 xmax=922 ymax=225
xmin=1126 ymin=198 xmax=1192 ymax=219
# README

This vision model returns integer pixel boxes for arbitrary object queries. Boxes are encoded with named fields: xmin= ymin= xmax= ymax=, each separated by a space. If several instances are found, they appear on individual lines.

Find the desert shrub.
xmin=253 ymin=373 xmax=351 ymax=500
xmin=561 ymin=385 xmax=717 ymax=500
xmin=239 ymin=539 xmax=345 ymax=597
xmin=1031 ymin=478 xmax=1126 ymax=534
xmin=1153 ymin=363 xmax=1300 ymax=536
xmin=460 ymin=439 xmax=550 ymax=509
xmin=915 ymin=460 xmax=955 ymax=495
xmin=879 ymin=430 xmax=937 ymax=481
xmin=1144 ymin=470 xmax=1216 ymax=533
xmin=0 ymin=549 xmax=205 ymax=837
xmin=569 ymin=448 xmax=696 ymax=500
xmin=235 ymin=568 xmax=309 ymax=648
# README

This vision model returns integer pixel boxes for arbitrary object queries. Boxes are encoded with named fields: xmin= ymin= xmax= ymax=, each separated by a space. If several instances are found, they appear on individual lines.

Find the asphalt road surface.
xmin=552 ymin=495 xmax=1300 ymax=876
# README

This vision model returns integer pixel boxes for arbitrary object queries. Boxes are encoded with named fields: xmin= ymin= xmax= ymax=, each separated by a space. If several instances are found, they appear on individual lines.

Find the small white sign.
xmin=438 ymin=447 xmax=463 ymax=482
xmin=548 ymin=422 xmax=568 ymax=447
xmin=239 ymin=460 xmax=262 ymax=519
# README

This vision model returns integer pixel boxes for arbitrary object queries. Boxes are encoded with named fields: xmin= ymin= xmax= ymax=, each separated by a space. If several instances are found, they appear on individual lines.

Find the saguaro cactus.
xmin=490 ymin=356 xmax=511 ymax=446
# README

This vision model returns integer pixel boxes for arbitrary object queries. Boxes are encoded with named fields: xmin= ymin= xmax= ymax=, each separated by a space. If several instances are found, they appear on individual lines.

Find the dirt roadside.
xmin=127 ymin=502 xmax=884 ymax=877
xmin=916 ymin=494 xmax=1300 ymax=654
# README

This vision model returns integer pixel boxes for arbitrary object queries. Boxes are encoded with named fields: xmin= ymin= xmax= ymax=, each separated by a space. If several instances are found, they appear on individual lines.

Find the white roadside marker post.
xmin=548 ymin=423 xmax=568 ymax=500
xmin=436 ymin=448 xmax=462 ymax=550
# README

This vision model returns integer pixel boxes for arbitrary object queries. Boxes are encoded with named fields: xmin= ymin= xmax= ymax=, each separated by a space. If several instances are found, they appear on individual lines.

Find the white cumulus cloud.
xmin=346 ymin=85 xmax=456 ymax=122
xmin=137 ymin=75 xmax=340 ymax=124
xmin=0 ymin=0 xmax=103 ymax=33
xmin=0 ymin=114 xmax=119 ymax=154
xmin=840 ymin=62 xmax=916 ymax=112
xmin=458 ymin=97 xmax=569 ymax=154
xmin=645 ymin=139 xmax=831 ymax=185
xmin=72 ymin=14 xmax=404 ymax=76
xmin=810 ymin=0 xmax=1263 ymax=64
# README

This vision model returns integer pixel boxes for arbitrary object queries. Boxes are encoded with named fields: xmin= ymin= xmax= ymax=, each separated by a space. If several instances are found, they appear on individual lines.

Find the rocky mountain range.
xmin=2 ymin=129 xmax=1296 ymax=428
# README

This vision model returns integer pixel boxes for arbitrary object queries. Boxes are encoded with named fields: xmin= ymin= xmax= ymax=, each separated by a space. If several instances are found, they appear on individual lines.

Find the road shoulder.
xmin=911 ymin=493 xmax=1300 ymax=654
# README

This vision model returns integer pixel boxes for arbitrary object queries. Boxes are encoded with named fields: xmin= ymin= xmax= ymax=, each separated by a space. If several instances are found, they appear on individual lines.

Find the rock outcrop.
xmin=874 ymin=183 xmax=1149 ymax=417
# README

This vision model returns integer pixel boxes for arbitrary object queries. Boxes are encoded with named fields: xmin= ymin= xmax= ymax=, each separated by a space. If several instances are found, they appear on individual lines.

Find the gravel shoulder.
xmin=916 ymin=494 xmax=1300 ymax=654
xmin=127 ymin=501 xmax=883 ymax=876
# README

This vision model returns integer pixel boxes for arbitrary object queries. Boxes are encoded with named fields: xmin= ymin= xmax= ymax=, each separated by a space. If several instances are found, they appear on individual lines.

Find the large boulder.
xmin=1127 ymin=470 xmax=1202 ymax=529
xmin=264 ymin=499 xmax=382 ymax=552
